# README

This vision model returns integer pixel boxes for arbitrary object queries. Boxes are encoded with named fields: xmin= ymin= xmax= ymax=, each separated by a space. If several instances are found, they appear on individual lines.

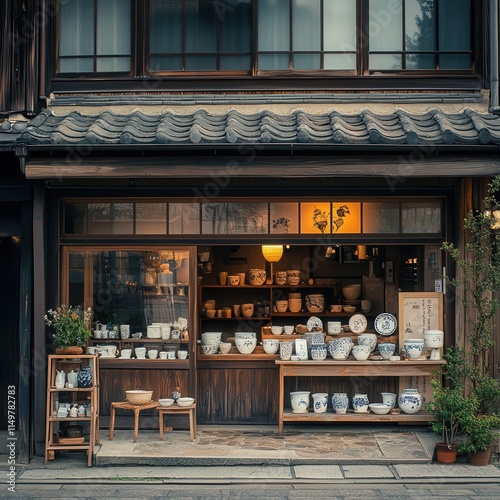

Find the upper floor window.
xmin=56 ymin=0 xmax=475 ymax=76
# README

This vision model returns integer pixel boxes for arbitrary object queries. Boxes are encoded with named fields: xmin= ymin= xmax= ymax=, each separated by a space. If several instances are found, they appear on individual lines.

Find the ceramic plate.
xmin=348 ymin=314 xmax=368 ymax=334
xmin=374 ymin=313 xmax=398 ymax=336
xmin=306 ymin=316 xmax=323 ymax=332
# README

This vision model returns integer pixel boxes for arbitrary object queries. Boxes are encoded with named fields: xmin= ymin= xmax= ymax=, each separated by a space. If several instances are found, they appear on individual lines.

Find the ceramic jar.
xmin=290 ymin=391 xmax=310 ymax=413
xmin=275 ymin=300 xmax=288 ymax=313
xmin=274 ymin=271 xmax=287 ymax=285
xmin=398 ymin=388 xmax=422 ymax=414
xmin=312 ymin=393 xmax=328 ymax=413
xmin=305 ymin=294 xmax=325 ymax=313
xmin=77 ymin=365 xmax=93 ymax=388
xmin=279 ymin=341 xmax=293 ymax=361
xmin=287 ymin=298 xmax=302 ymax=313
xmin=352 ymin=393 xmax=369 ymax=412
xmin=332 ymin=392 xmax=349 ymax=414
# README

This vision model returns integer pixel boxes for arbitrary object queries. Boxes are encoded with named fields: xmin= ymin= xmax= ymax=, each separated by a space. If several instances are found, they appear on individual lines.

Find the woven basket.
xmin=55 ymin=346 xmax=84 ymax=355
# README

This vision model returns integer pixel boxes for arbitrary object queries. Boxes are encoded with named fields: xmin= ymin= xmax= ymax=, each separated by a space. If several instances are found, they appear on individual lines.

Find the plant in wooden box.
xmin=44 ymin=305 xmax=93 ymax=354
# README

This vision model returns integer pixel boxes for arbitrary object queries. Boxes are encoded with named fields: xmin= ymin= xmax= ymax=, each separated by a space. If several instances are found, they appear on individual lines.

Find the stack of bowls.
xmin=235 ymin=337 xmax=257 ymax=354
xmin=201 ymin=332 xmax=222 ymax=352
xmin=357 ymin=333 xmax=377 ymax=352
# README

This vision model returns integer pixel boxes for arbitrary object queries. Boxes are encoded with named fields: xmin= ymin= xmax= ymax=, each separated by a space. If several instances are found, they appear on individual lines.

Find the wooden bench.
xmin=109 ymin=400 xmax=159 ymax=443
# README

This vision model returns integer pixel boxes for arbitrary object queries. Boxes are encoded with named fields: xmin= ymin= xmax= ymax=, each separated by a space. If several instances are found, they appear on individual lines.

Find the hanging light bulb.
xmin=261 ymin=245 xmax=284 ymax=263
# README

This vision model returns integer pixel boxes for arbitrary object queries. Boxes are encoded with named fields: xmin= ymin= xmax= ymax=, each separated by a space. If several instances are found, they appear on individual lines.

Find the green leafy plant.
xmin=44 ymin=305 xmax=93 ymax=349
xmin=458 ymin=400 xmax=500 ymax=453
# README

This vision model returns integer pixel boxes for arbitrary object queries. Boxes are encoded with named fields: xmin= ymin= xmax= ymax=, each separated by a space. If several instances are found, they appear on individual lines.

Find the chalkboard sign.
xmin=398 ymin=292 xmax=443 ymax=344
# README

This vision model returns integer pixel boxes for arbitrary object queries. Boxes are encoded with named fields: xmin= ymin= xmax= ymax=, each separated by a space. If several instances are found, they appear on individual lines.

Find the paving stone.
xmin=293 ymin=465 xmax=343 ymax=479
xmin=395 ymin=463 xmax=500 ymax=478
xmin=342 ymin=465 xmax=394 ymax=479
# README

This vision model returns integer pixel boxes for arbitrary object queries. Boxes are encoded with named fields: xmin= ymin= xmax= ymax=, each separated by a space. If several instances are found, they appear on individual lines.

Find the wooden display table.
xmin=109 ymin=400 xmax=159 ymax=443
xmin=276 ymin=359 xmax=446 ymax=435
xmin=158 ymin=403 xmax=197 ymax=441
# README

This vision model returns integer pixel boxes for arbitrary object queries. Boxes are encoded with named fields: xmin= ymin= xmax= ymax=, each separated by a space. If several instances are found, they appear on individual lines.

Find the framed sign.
xmin=398 ymin=292 xmax=443 ymax=344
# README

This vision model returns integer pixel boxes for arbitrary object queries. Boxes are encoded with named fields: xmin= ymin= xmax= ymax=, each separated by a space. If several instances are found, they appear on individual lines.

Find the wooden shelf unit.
xmin=276 ymin=359 xmax=445 ymax=435
xmin=45 ymin=354 xmax=100 ymax=467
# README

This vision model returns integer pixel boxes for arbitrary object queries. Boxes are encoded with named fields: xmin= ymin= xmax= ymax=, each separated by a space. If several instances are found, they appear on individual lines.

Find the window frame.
xmin=50 ymin=0 xmax=484 ymax=91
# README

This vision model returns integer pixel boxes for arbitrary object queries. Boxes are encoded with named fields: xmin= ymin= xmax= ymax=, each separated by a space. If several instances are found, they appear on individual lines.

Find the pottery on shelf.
xmin=381 ymin=392 xmax=397 ymax=408
xmin=290 ymin=391 xmax=310 ymax=413
xmin=312 ymin=393 xmax=328 ymax=413
xmin=248 ymin=269 xmax=266 ymax=286
xmin=77 ymin=365 xmax=93 ymax=388
xmin=332 ymin=392 xmax=349 ymax=414
xmin=352 ymin=393 xmax=369 ymax=412
xmin=404 ymin=339 xmax=425 ymax=359
xmin=351 ymin=344 xmax=371 ymax=361
xmin=357 ymin=333 xmax=377 ymax=352
xmin=398 ymin=388 xmax=422 ymax=414
xmin=378 ymin=342 xmax=396 ymax=360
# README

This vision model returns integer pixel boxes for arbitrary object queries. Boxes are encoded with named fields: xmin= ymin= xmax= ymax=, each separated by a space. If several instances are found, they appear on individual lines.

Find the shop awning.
xmin=2 ymin=106 xmax=500 ymax=178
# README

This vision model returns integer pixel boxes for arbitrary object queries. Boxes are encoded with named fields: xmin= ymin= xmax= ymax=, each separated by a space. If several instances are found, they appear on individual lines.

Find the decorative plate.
xmin=348 ymin=314 xmax=368 ymax=334
xmin=374 ymin=313 xmax=398 ymax=336
xmin=306 ymin=316 xmax=323 ymax=332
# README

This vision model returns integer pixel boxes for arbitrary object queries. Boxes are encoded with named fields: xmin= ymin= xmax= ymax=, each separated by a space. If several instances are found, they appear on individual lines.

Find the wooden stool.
xmin=109 ymin=400 xmax=159 ymax=443
xmin=158 ymin=403 xmax=197 ymax=442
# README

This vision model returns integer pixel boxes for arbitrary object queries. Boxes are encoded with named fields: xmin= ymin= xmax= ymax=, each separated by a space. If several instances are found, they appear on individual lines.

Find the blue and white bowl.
xmin=378 ymin=342 xmax=396 ymax=360
xmin=235 ymin=338 xmax=257 ymax=354
xmin=358 ymin=333 xmax=377 ymax=352
xmin=263 ymin=339 xmax=280 ymax=355
xmin=310 ymin=344 xmax=327 ymax=360
xmin=290 ymin=391 xmax=310 ymax=413
xmin=351 ymin=344 xmax=371 ymax=361
xmin=404 ymin=339 xmax=424 ymax=359
xmin=381 ymin=392 xmax=397 ymax=408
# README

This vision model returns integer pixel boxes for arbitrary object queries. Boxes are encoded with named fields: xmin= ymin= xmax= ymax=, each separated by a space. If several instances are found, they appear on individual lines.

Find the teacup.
xmin=177 ymin=350 xmax=188 ymax=359
xmin=159 ymin=351 xmax=168 ymax=359
xmin=120 ymin=348 xmax=132 ymax=359
xmin=330 ymin=305 xmax=343 ymax=313
xmin=167 ymin=351 xmax=176 ymax=359
xmin=148 ymin=349 xmax=158 ymax=359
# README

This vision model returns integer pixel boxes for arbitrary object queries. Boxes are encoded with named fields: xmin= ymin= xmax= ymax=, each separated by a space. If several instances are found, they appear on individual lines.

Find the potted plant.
xmin=44 ymin=304 xmax=93 ymax=354
xmin=426 ymin=348 xmax=477 ymax=463
xmin=459 ymin=400 xmax=500 ymax=465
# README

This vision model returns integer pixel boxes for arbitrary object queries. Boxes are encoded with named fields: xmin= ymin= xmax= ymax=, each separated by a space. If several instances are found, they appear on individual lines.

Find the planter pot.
xmin=55 ymin=346 xmax=84 ymax=355
xmin=470 ymin=446 xmax=492 ymax=466
xmin=436 ymin=442 xmax=458 ymax=463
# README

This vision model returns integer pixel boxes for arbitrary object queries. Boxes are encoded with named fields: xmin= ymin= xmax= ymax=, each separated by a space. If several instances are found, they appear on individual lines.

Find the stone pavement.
xmin=8 ymin=425 xmax=500 ymax=485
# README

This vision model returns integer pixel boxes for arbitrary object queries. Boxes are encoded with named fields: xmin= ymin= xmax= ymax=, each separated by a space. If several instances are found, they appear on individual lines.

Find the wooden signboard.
xmin=398 ymin=292 xmax=443 ymax=343
xmin=398 ymin=292 xmax=444 ymax=403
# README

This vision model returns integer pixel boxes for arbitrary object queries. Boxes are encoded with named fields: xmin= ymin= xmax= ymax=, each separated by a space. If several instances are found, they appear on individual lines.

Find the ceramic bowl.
xmin=271 ymin=325 xmax=284 ymax=335
xmin=351 ymin=344 xmax=371 ymax=361
xmin=283 ymin=325 xmax=294 ymax=335
xmin=369 ymin=403 xmax=392 ymax=415
xmin=286 ymin=270 xmax=301 ymax=286
xmin=202 ymin=332 xmax=222 ymax=345
xmin=248 ymin=268 xmax=266 ymax=286
xmin=201 ymin=344 xmax=217 ymax=355
xmin=404 ymin=339 xmax=425 ymax=359
xmin=378 ymin=342 xmax=396 ymax=360
xmin=234 ymin=332 xmax=256 ymax=340
xmin=305 ymin=294 xmax=325 ymax=313
xmin=276 ymin=300 xmax=288 ymax=312
xmin=177 ymin=397 xmax=195 ymax=407
xmin=290 ymin=391 xmax=310 ymax=413
xmin=343 ymin=305 xmax=356 ymax=313
xmin=241 ymin=303 xmax=255 ymax=318
xmin=358 ymin=333 xmax=377 ymax=352
xmin=158 ymin=398 xmax=175 ymax=407
xmin=235 ymin=337 xmax=257 ymax=354
xmin=263 ymin=339 xmax=280 ymax=354
xmin=125 ymin=390 xmax=153 ymax=405
xmin=343 ymin=284 xmax=361 ymax=300
xmin=287 ymin=298 xmax=302 ymax=313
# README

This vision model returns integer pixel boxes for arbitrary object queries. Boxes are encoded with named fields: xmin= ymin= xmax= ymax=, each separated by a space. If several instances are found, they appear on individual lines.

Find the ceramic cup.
xmin=177 ymin=350 xmax=188 ymax=359
xmin=167 ymin=351 xmax=176 ymax=359
xmin=330 ymin=305 xmax=343 ymax=313
xmin=327 ymin=321 xmax=342 ymax=334
xmin=219 ymin=272 xmax=228 ymax=285
xmin=361 ymin=299 xmax=371 ymax=313
xmin=120 ymin=348 xmax=132 ymax=359
xmin=159 ymin=351 xmax=168 ymax=359
xmin=279 ymin=341 xmax=293 ymax=361
xmin=135 ymin=347 xmax=146 ymax=359
xmin=241 ymin=303 xmax=254 ymax=318
xmin=228 ymin=275 xmax=240 ymax=286
xmin=148 ymin=349 xmax=158 ymax=359
xmin=120 ymin=324 xmax=130 ymax=339
xmin=233 ymin=304 xmax=241 ymax=317
xmin=237 ymin=272 xmax=246 ymax=285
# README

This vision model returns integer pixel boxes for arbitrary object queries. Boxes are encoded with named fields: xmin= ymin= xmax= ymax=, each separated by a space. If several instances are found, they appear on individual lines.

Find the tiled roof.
xmin=2 ymin=107 xmax=500 ymax=147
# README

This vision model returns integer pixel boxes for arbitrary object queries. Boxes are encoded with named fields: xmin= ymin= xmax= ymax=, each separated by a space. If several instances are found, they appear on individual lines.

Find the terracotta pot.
xmin=469 ymin=446 xmax=492 ymax=466
xmin=55 ymin=346 xmax=84 ymax=355
xmin=436 ymin=442 xmax=458 ymax=463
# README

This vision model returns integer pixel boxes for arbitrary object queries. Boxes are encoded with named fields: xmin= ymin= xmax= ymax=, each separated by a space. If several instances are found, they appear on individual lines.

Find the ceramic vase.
xmin=77 ymin=365 xmax=93 ymax=388
xmin=398 ymin=388 xmax=422 ymax=414
xmin=290 ymin=391 xmax=310 ymax=413
xmin=331 ymin=392 xmax=349 ymax=414
xmin=312 ymin=393 xmax=328 ymax=413
xmin=352 ymin=393 xmax=369 ymax=412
